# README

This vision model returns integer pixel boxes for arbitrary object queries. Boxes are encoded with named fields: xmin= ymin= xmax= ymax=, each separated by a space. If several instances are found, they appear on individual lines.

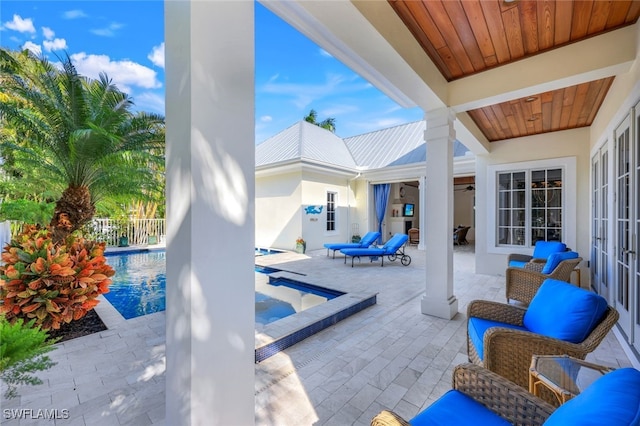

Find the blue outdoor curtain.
xmin=374 ymin=184 xmax=391 ymax=244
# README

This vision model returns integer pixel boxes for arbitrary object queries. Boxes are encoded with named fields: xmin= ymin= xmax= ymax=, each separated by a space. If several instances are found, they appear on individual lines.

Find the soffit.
xmin=386 ymin=0 xmax=640 ymax=142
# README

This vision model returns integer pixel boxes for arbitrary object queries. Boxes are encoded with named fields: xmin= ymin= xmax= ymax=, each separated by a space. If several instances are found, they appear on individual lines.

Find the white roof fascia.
xmin=256 ymin=158 xmax=359 ymax=179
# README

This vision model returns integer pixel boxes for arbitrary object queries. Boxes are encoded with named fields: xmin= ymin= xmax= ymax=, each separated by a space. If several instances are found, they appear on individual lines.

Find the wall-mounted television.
xmin=403 ymin=203 xmax=415 ymax=217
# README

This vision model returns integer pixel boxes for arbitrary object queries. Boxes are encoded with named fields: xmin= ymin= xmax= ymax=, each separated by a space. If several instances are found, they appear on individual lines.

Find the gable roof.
xmin=256 ymin=120 xmax=471 ymax=171
xmin=255 ymin=120 xmax=357 ymax=169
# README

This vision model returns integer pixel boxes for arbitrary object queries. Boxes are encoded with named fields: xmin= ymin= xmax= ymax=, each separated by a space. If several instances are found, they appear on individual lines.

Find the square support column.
xmin=421 ymin=109 xmax=458 ymax=319
xmin=165 ymin=2 xmax=255 ymax=425
xmin=417 ymin=176 xmax=426 ymax=251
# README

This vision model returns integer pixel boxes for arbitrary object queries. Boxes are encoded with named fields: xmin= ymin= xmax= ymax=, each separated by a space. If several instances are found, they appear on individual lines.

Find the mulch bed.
xmin=46 ymin=309 xmax=108 ymax=343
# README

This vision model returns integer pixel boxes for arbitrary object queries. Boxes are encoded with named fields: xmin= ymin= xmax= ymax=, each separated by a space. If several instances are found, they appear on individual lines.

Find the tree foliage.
xmin=0 ymin=49 xmax=165 ymax=238
xmin=304 ymin=109 xmax=336 ymax=133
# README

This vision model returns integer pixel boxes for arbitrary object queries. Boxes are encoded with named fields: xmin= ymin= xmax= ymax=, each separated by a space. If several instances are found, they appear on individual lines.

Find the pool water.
xmin=103 ymin=251 xmax=166 ymax=319
xmin=104 ymin=250 xmax=338 ymax=324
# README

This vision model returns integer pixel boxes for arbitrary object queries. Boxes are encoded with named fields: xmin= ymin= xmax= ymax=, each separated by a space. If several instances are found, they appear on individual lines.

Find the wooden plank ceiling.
xmin=388 ymin=0 xmax=640 ymax=142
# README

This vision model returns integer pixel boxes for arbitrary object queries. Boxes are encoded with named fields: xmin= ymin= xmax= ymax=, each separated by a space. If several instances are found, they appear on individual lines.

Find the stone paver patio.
xmin=2 ymin=245 xmax=635 ymax=425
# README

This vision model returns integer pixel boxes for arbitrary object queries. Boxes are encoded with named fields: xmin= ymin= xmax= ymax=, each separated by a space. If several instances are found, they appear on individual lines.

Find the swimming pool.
xmin=104 ymin=250 xmax=339 ymax=323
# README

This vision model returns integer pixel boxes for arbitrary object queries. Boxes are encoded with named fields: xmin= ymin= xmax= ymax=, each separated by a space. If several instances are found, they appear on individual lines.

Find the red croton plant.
xmin=0 ymin=225 xmax=115 ymax=330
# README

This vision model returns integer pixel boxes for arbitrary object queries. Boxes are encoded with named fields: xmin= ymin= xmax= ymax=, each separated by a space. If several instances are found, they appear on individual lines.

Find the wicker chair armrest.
xmin=452 ymin=363 xmax=554 ymax=425
xmin=467 ymin=299 xmax=527 ymax=325
xmin=482 ymin=328 xmax=589 ymax=389
xmin=507 ymin=253 xmax=532 ymax=263
xmin=506 ymin=266 xmax=548 ymax=281
xmin=524 ymin=262 xmax=545 ymax=272
xmin=370 ymin=410 xmax=410 ymax=426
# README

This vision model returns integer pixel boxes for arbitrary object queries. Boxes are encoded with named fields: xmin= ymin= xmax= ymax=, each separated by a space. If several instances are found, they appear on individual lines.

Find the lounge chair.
xmin=372 ymin=363 xmax=640 ymax=426
xmin=467 ymin=279 xmax=618 ymax=403
xmin=323 ymin=231 xmax=380 ymax=258
xmin=340 ymin=233 xmax=410 ymax=267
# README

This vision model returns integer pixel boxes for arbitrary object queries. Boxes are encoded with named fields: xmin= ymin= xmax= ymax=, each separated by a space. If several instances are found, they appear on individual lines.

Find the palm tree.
xmin=0 ymin=49 xmax=165 ymax=243
xmin=303 ymin=109 xmax=336 ymax=133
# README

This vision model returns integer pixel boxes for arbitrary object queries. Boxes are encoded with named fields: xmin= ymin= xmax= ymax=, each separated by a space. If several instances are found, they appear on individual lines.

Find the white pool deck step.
xmin=1 ymin=244 xmax=634 ymax=426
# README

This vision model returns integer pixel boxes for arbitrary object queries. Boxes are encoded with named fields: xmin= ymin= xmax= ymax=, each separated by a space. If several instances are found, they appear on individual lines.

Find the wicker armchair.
xmin=506 ymin=255 xmax=582 ymax=305
xmin=467 ymin=298 xmax=619 ymax=400
xmin=371 ymin=363 xmax=555 ymax=426
xmin=407 ymin=228 xmax=419 ymax=245
xmin=507 ymin=240 xmax=567 ymax=268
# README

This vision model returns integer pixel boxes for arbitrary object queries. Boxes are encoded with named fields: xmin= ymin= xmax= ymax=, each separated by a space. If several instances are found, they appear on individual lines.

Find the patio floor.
xmin=2 ymin=244 xmax=635 ymax=425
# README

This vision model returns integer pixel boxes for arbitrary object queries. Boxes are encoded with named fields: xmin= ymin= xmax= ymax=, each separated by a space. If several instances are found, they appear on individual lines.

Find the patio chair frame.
xmin=466 ymin=299 xmax=619 ymax=404
xmin=371 ymin=363 xmax=555 ymax=426
xmin=506 ymin=257 xmax=582 ymax=305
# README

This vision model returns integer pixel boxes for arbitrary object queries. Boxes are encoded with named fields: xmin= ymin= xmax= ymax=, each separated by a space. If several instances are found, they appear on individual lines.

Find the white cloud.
xmin=43 ymin=38 xmax=67 ymax=52
xmin=4 ymin=15 xmax=36 ymax=33
xmin=132 ymin=91 xmax=165 ymax=115
xmin=91 ymin=22 xmax=123 ymax=37
xmin=63 ymin=10 xmax=87 ymax=19
xmin=319 ymin=48 xmax=332 ymax=58
xmin=42 ymin=26 xmax=55 ymax=40
xmin=147 ymin=42 xmax=164 ymax=68
xmin=70 ymin=52 xmax=162 ymax=94
xmin=22 ymin=41 xmax=41 ymax=56
xmin=260 ymin=73 xmax=368 ymax=109
xmin=260 ymin=115 xmax=272 ymax=123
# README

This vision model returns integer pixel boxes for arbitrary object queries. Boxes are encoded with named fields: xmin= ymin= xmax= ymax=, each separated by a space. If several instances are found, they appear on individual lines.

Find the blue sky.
xmin=0 ymin=1 xmax=423 ymax=143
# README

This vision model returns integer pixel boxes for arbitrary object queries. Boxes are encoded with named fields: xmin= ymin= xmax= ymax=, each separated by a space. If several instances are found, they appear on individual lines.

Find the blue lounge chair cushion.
xmin=468 ymin=318 xmax=528 ymax=361
xmin=540 ymin=250 xmax=579 ymax=274
xmin=524 ymin=279 xmax=608 ymax=343
xmin=340 ymin=233 xmax=408 ymax=257
xmin=544 ymin=368 xmax=640 ymax=426
xmin=409 ymin=389 xmax=511 ymax=426
xmin=533 ymin=241 xmax=567 ymax=259
xmin=323 ymin=231 xmax=380 ymax=250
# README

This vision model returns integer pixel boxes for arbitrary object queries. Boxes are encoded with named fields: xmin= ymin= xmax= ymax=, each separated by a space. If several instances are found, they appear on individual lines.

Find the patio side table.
xmin=529 ymin=354 xmax=615 ymax=406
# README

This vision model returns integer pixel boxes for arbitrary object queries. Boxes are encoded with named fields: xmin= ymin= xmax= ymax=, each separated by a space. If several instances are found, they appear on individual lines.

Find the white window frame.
xmin=325 ymin=190 xmax=338 ymax=235
xmin=487 ymin=156 xmax=577 ymax=255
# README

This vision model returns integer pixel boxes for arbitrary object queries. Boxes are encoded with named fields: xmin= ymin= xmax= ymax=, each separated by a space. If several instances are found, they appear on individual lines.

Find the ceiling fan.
xmin=455 ymin=185 xmax=475 ymax=192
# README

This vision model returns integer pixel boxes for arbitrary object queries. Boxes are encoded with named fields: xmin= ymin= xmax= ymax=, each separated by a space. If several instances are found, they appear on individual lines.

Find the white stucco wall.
xmin=255 ymin=171 xmax=302 ymax=250
xmin=300 ymin=170 xmax=356 ymax=250
xmin=475 ymin=127 xmax=590 ymax=277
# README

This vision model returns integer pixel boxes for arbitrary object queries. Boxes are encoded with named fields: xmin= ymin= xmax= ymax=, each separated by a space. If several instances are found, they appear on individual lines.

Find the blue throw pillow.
xmin=541 ymin=251 xmax=579 ymax=274
xmin=533 ymin=241 xmax=566 ymax=259
xmin=545 ymin=368 xmax=640 ymax=426
xmin=524 ymin=279 xmax=608 ymax=343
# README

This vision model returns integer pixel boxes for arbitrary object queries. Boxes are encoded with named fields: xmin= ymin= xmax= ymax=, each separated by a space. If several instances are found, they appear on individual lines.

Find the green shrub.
xmin=0 ymin=316 xmax=57 ymax=399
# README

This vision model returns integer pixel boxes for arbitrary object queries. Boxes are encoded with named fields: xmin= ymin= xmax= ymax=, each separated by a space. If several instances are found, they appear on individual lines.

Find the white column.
xmin=421 ymin=109 xmax=458 ymax=319
xmin=165 ymin=2 xmax=255 ymax=425
xmin=417 ymin=176 xmax=426 ymax=251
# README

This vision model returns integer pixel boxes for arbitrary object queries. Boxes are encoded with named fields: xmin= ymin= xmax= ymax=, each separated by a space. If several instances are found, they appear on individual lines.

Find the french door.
xmin=615 ymin=111 xmax=636 ymax=348
xmin=591 ymin=145 xmax=609 ymax=301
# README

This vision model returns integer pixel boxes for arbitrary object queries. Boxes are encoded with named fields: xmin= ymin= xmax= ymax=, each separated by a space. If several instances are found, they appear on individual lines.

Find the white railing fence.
xmin=3 ymin=218 xmax=166 ymax=247
xmin=88 ymin=218 xmax=166 ymax=247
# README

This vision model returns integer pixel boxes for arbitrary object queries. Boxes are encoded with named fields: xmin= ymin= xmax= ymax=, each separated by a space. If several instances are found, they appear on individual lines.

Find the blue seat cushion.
xmin=544 ymin=368 xmax=640 ymax=426
xmin=468 ymin=317 xmax=528 ymax=361
xmin=541 ymin=251 xmax=579 ymax=274
xmin=524 ymin=279 xmax=608 ymax=343
xmin=340 ymin=247 xmax=385 ymax=257
xmin=508 ymin=259 xmax=529 ymax=268
xmin=533 ymin=241 xmax=567 ymax=259
xmin=410 ymin=389 xmax=511 ymax=426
